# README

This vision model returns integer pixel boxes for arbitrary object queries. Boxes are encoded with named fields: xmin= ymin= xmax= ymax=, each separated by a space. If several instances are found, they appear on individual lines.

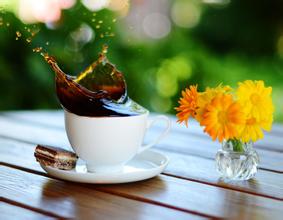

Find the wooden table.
xmin=0 ymin=110 xmax=282 ymax=219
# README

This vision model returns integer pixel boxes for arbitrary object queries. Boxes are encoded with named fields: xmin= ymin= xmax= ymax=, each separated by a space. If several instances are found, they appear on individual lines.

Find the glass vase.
xmin=215 ymin=140 xmax=259 ymax=180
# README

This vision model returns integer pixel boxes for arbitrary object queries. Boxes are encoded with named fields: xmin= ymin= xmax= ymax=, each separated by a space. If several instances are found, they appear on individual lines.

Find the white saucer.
xmin=40 ymin=150 xmax=169 ymax=184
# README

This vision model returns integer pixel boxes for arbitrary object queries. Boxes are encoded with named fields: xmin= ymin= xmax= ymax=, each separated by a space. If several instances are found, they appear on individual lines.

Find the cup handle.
xmin=138 ymin=115 xmax=171 ymax=154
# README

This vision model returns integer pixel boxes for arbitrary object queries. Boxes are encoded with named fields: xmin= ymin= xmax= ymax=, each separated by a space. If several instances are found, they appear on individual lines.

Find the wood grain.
xmin=149 ymin=126 xmax=283 ymax=153
xmin=1 ymin=140 xmax=282 ymax=219
xmin=151 ymin=132 xmax=283 ymax=173
xmin=0 ymin=113 xmax=282 ymax=173
xmin=3 ymin=110 xmax=283 ymax=136
xmin=158 ymin=116 xmax=283 ymax=152
xmin=1 ymin=138 xmax=282 ymax=200
xmin=1 ymin=166 xmax=201 ymax=220
xmin=0 ymin=201 xmax=55 ymax=220
xmin=163 ymin=150 xmax=283 ymax=200
xmin=2 ymin=110 xmax=283 ymax=152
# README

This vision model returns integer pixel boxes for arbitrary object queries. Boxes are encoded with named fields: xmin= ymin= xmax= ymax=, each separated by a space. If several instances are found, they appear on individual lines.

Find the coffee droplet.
xmin=33 ymin=47 xmax=43 ymax=53
xmin=15 ymin=31 xmax=22 ymax=40
xmin=26 ymin=38 xmax=32 ymax=43
xmin=102 ymin=44 xmax=108 ymax=54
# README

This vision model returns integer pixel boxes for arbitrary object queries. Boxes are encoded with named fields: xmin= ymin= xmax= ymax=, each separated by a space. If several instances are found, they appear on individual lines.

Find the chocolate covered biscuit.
xmin=34 ymin=145 xmax=78 ymax=170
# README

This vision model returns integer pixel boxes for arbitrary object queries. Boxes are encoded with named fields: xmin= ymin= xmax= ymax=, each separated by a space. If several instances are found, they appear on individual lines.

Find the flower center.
xmin=246 ymin=117 xmax=257 ymax=125
xmin=217 ymin=110 xmax=227 ymax=124
xmin=250 ymin=93 xmax=260 ymax=104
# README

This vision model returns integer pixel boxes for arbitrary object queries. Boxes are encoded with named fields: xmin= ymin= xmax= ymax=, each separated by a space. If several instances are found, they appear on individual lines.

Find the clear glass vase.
xmin=215 ymin=140 xmax=260 ymax=180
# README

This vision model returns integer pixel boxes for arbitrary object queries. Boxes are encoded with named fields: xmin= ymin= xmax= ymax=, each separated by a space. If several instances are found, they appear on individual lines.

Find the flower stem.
xmin=229 ymin=139 xmax=244 ymax=152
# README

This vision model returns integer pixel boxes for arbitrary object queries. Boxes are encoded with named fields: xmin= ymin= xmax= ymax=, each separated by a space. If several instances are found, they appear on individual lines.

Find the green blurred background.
xmin=0 ymin=0 xmax=282 ymax=122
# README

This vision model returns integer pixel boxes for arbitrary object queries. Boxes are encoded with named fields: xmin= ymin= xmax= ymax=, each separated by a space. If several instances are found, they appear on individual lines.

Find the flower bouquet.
xmin=176 ymin=80 xmax=274 ymax=180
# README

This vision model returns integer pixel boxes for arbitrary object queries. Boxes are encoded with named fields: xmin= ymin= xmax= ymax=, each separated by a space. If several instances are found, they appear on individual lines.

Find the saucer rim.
xmin=40 ymin=149 xmax=169 ymax=184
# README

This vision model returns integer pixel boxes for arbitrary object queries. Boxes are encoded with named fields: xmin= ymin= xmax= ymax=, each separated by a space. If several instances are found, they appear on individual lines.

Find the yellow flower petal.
xmin=237 ymin=80 xmax=274 ymax=142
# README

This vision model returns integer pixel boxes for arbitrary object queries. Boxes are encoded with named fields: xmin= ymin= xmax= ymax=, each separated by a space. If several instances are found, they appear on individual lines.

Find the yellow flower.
xmin=237 ymin=80 xmax=274 ymax=142
xmin=175 ymin=85 xmax=198 ymax=126
xmin=243 ymin=117 xmax=263 ymax=141
xmin=201 ymin=94 xmax=245 ymax=142
xmin=195 ymin=84 xmax=231 ymax=122
xmin=238 ymin=113 xmax=274 ymax=143
xmin=237 ymin=80 xmax=274 ymax=120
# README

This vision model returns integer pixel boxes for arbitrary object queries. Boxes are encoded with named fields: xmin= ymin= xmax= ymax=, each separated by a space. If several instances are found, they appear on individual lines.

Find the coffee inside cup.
xmin=43 ymin=45 xmax=147 ymax=117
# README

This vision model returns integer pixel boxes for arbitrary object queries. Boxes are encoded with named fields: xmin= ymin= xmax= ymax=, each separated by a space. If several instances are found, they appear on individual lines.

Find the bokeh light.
xmin=59 ymin=0 xmax=76 ymax=9
xmin=70 ymin=23 xmax=94 ymax=49
xmin=108 ymin=0 xmax=129 ymax=16
xmin=156 ymin=55 xmax=192 ymax=98
xmin=82 ymin=0 xmax=109 ymax=11
xmin=171 ymin=0 xmax=201 ymax=28
xmin=18 ymin=0 xmax=76 ymax=24
xmin=123 ymin=0 xmax=170 ymax=41
xmin=151 ymin=96 xmax=172 ymax=113
xmin=202 ymin=0 xmax=230 ymax=5
xmin=143 ymin=13 xmax=171 ymax=39
xmin=153 ymin=55 xmax=193 ymax=113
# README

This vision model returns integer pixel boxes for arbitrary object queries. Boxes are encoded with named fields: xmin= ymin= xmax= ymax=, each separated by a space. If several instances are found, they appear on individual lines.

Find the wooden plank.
xmin=0 ymin=111 xmax=65 ymax=129
xmin=162 ymin=150 xmax=283 ymax=200
xmin=151 ymin=126 xmax=283 ymax=153
xmin=0 ymin=114 xmax=68 ymax=148
xmin=1 ymin=138 xmax=282 ymax=200
xmin=2 ymin=165 xmax=282 ymax=219
xmin=2 ymin=110 xmax=283 ymax=157
xmin=0 ymin=140 xmax=282 ymax=219
xmin=0 ymin=201 xmax=55 ymax=220
xmin=3 ymin=110 xmax=283 ymax=135
xmin=2 ymin=109 xmax=283 ymax=155
xmin=271 ymin=124 xmax=283 ymax=136
xmin=2 ymin=111 xmax=283 ymax=152
xmin=0 ymin=166 xmax=200 ymax=220
xmin=148 ymin=131 xmax=283 ymax=173
xmin=0 ymin=114 xmax=281 ymax=173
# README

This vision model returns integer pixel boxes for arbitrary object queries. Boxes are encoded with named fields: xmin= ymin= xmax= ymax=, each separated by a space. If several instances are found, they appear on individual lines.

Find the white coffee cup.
xmin=64 ymin=110 xmax=171 ymax=173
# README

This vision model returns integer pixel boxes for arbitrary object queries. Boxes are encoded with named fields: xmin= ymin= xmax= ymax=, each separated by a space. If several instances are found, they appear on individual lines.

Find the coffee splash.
xmin=44 ymin=45 xmax=147 ymax=117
